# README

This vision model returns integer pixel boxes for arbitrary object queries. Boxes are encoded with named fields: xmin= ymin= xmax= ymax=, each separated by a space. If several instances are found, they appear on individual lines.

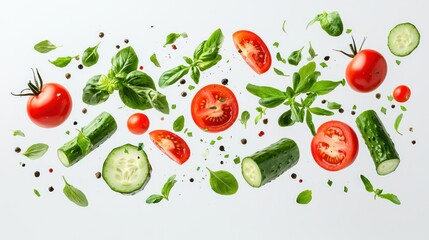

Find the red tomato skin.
xmin=149 ymin=130 xmax=191 ymax=165
xmin=345 ymin=49 xmax=387 ymax=93
xmin=393 ymin=85 xmax=411 ymax=103
xmin=127 ymin=113 xmax=150 ymax=135
xmin=311 ymin=120 xmax=359 ymax=171
xmin=26 ymin=83 xmax=72 ymax=128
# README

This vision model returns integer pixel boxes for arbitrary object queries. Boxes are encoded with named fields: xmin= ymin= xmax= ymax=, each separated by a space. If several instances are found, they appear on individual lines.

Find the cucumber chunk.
xmin=388 ymin=22 xmax=420 ymax=57
xmin=242 ymin=138 xmax=299 ymax=188
xmin=102 ymin=144 xmax=151 ymax=195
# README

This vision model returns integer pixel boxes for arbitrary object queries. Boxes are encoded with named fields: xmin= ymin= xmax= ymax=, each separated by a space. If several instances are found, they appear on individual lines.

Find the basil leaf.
xmin=173 ymin=116 xmax=185 ymax=132
xmin=77 ymin=130 xmax=93 ymax=156
xmin=360 ymin=175 xmax=374 ymax=192
xmin=161 ymin=175 xmax=177 ymax=200
xmin=62 ymin=176 xmax=88 ymax=207
xmin=327 ymin=101 xmax=342 ymax=110
xmin=307 ymin=41 xmax=318 ymax=61
xmin=164 ymin=32 xmax=188 ymax=47
xmin=278 ymin=110 xmax=295 ymax=127
xmin=119 ymin=73 xmax=157 ymax=111
xmin=82 ymin=43 xmax=100 ymax=67
xmin=198 ymin=54 xmax=222 ymax=71
xmin=387 ymin=95 xmax=394 ymax=101
xmin=400 ymin=105 xmax=407 ymax=111
xmin=273 ymin=68 xmax=288 ymax=76
xmin=302 ymin=93 xmax=317 ymax=107
xmin=124 ymin=70 xmax=156 ymax=89
xmin=146 ymin=194 xmax=165 ymax=204
xmin=240 ymin=111 xmax=250 ymax=128
xmin=320 ymin=62 xmax=328 ymax=68
xmin=246 ymin=84 xmax=286 ymax=99
xmin=22 ymin=143 xmax=49 ymax=160
xmin=296 ymin=190 xmax=312 ymax=204
xmin=159 ymin=65 xmax=190 ymax=88
xmin=146 ymin=89 xmax=170 ymax=114
xmin=276 ymin=52 xmax=287 ymax=64
xmin=346 ymin=28 xmax=352 ymax=34
xmin=13 ymin=130 xmax=25 ymax=137
xmin=49 ymin=56 xmax=73 ymax=68
xmin=111 ymin=46 xmax=138 ymax=76
xmin=190 ymin=66 xmax=200 ymax=84
xmin=288 ymin=46 xmax=304 ymax=66
xmin=258 ymin=97 xmax=286 ymax=108
xmin=327 ymin=180 xmax=333 ymax=187
xmin=207 ymin=168 xmax=238 ymax=195
xmin=202 ymin=29 xmax=223 ymax=53
xmin=295 ymin=71 xmax=320 ymax=94
xmin=34 ymin=40 xmax=59 ymax=53
xmin=193 ymin=40 xmax=206 ymax=59
xmin=307 ymin=11 xmax=343 ymax=37
xmin=82 ymin=75 xmax=111 ymax=105
xmin=379 ymin=193 xmax=401 ymax=205
xmin=150 ymin=53 xmax=161 ymax=67
xmin=394 ymin=113 xmax=403 ymax=135
xmin=305 ymin=110 xmax=316 ymax=136
xmin=299 ymin=61 xmax=317 ymax=80
xmin=34 ymin=189 xmax=41 ymax=197
xmin=344 ymin=186 xmax=349 ymax=193
xmin=290 ymin=103 xmax=302 ymax=122
xmin=309 ymin=107 xmax=334 ymax=116
xmin=308 ymin=79 xmax=345 ymax=95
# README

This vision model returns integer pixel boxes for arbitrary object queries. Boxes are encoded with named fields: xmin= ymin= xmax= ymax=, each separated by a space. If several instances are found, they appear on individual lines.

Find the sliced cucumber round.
xmin=102 ymin=144 xmax=151 ymax=195
xmin=388 ymin=22 xmax=420 ymax=57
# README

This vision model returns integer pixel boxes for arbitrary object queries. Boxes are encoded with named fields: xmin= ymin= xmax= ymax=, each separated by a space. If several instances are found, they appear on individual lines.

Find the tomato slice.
xmin=191 ymin=84 xmax=239 ymax=133
xmin=149 ymin=130 xmax=191 ymax=165
xmin=233 ymin=30 xmax=272 ymax=74
xmin=311 ymin=120 xmax=359 ymax=171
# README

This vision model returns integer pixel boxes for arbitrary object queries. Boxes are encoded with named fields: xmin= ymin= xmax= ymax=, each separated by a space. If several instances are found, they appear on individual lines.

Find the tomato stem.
xmin=333 ymin=36 xmax=367 ymax=58
xmin=11 ymin=68 xmax=44 ymax=97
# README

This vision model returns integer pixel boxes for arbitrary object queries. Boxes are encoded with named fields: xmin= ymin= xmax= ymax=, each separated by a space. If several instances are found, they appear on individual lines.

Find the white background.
xmin=1 ymin=0 xmax=428 ymax=239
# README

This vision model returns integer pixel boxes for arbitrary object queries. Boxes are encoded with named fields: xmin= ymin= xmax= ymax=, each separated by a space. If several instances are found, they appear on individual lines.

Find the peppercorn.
xmin=15 ymin=147 xmax=21 ymax=153
xmin=241 ymin=138 xmax=247 ymax=144
xmin=78 ymin=64 xmax=84 ymax=70
xmin=34 ymin=171 xmax=40 ymax=178
xmin=221 ymin=78 xmax=229 ymax=85
xmin=95 ymin=172 xmax=102 ymax=179
xmin=65 ymin=73 xmax=71 ymax=79
xmin=48 ymin=186 xmax=54 ymax=192
xmin=99 ymin=32 xmax=105 ymax=38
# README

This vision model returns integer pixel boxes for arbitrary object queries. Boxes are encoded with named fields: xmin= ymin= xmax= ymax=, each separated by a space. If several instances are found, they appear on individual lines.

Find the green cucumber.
xmin=388 ymin=22 xmax=420 ymax=57
xmin=242 ymin=138 xmax=299 ymax=188
xmin=57 ymin=112 xmax=117 ymax=167
xmin=102 ymin=144 xmax=151 ymax=195
xmin=356 ymin=110 xmax=400 ymax=175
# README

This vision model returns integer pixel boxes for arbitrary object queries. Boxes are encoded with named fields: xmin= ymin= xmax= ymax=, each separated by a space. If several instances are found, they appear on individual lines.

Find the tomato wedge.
xmin=233 ymin=30 xmax=272 ymax=74
xmin=191 ymin=84 xmax=239 ymax=133
xmin=149 ymin=130 xmax=191 ymax=165
xmin=310 ymin=120 xmax=359 ymax=171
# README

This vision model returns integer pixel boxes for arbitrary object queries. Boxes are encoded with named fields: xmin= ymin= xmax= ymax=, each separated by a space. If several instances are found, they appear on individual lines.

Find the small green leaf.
xmin=327 ymin=101 xmax=342 ymax=110
xmin=305 ymin=110 xmax=316 ymax=136
xmin=164 ymin=32 xmax=188 ymax=47
xmin=173 ymin=115 xmax=185 ymax=132
xmin=13 ymin=130 xmax=25 ymax=137
xmin=82 ymin=43 xmax=100 ymax=67
xmin=224 ymin=154 xmax=229 ymax=158
xmin=216 ymin=136 xmax=223 ymax=141
xmin=161 ymin=175 xmax=177 ymax=200
xmin=188 ymin=85 xmax=195 ymax=90
xmin=171 ymin=104 xmax=176 ymax=110
xmin=34 ymin=189 xmax=41 ymax=197
xmin=400 ymin=105 xmax=407 ymax=111
xmin=387 ymin=95 xmax=394 ymax=101
xmin=276 ymin=52 xmax=287 ymax=64
xmin=308 ymin=79 xmax=344 ymax=95
xmin=240 ymin=111 xmax=250 ymax=128
xmin=190 ymin=66 xmax=200 ymax=84
xmin=281 ymin=19 xmax=287 ymax=33
xmin=62 ymin=176 xmax=88 ymax=207
xmin=320 ymin=62 xmax=328 ymax=68
xmin=346 ymin=28 xmax=352 ymax=34
xmin=146 ymin=194 xmax=165 ymax=204
xmin=395 ymin=60 xmax=401 ymax=65
xmin=379 ymin=193 xmax=401 ymax=205
xmin=273 ymin=42 xmax=279 ymax=48
xmin=307 ymin=41 xmax=318 ymax=61
xmin=273 ymin=68 xmax=289 ymax=76
xmin=309 ymin=107 xmax=334 ymax=116
xmin=207 ymin=168 xmax=239 ymax=195
xmin=49 ymin=56 xmax=74 ymax=68
xmin=288 ymin=47 xmax=304 ymax=66
xmin=233 ymin=157 xmax=241 ymax=164
xmin=150 ymin=53 xmax=161 ymax=67
xmin=394 ymin=113 xmax=403 ymax=135
xmin=137 ymin=143 xmax=144 ymax=151
xmin=210 ymin=140 xmax=216 ymax=145
xmin=352 ymin=105 xmax=357 ymax=110
xmin=344 ymin=186 xmax=349 ymax=193
xmin=77 ymin=131 xmax=93 ymax=156
xmin=296 ymin=190 xmax=312 ymax=204
xmin=380 ymin=107 xmax=387 ymax=115
xmin=22 ymin=143 xmax=49 ymax=160
xmin=360 ymin=175 xmax=374 ymax=192
xmin=327 ymin=179 xmax=333 ymax=187
xmin=187 ymin=132 xmax=193 ymax=137
xmin=34 ymin=40 xmax=60 ymax=53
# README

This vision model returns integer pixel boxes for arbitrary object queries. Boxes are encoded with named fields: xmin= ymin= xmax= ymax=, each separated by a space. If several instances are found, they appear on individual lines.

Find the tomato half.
xmin=233 ymin=30 xmax=272 ymax=74
xmin=345 ymin=49 xmax=387 ymax=92
xmin=191 ymin=84 xmax=239 ymax=133
xmin=149 ymin=130 xmax=190 ymax=165
xmin=127 ymin=113 xmax=150 ymax=135
xmin=311 ymin=120 xmax=359 ymax=171
xmin=393 ymin=85 xmax=411 ymax=103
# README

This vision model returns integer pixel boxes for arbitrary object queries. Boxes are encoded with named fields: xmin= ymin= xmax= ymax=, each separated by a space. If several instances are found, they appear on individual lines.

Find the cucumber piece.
xmin=356 ymin=110 xmax=400 ymax=175
xmin=57 ymin=112 xmax=117 ymax=167
xmin=242 ymin=138 xmax=299 ymax=188
xmin=388 ymin=22 xmax=420 ymax=57
xmin=102 ymin=144 xmax=151 ymax=195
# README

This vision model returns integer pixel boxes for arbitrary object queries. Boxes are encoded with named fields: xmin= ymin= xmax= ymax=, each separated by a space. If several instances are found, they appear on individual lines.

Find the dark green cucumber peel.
xmin=242 ymin=138 xmax=299 ymax=188
xmin=57 ymin=112 xmax=117 ymax=167
xmin=356 ymin=110 xmax=400 ymax=175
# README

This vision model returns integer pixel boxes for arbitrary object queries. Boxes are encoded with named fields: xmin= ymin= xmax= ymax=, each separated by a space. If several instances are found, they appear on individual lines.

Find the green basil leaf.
xmin=240 ymin=111 xmax=250 ymax=128
xmin=320 ymin=62 xmax=328 ymax=68
xmin=299 ymin=61 xmax=317 ymax=79
xmin=273 ymin=67 xmax=288 ymax=76
xmin=327 ymin=179 xmax=333 ymax=186
xmin=246 ymin=84 xmax=286 ymax=99
xmin=290 ymin=103 xmax=302 ymax=122
xmin=124 ymin=70 xmax=156 ymax=89
xmin=379 ymin=193 xmax=401 ymax=205
xmin=202 ymin=29 xmax=223 ymax=53
xmin=400 ymin=105 xmax=407 ymax=111
xmin=82 ymin=75 xmax=111 ymax=105
xmin=150 ymin=53 xmax=161 ymax=67
xmin=164 ymin=32 xmax=188 ymax=47
xmin=292 ymin=72 xmax=301 ymax=91
xmin=387 ymin=95 xmax=394 ymax=101
xmin=307 ymin=41 xmax=318 ymax=61
xmin=111 ymin=46 xmax=138 ymax=76
xmin=278 ymin=110 xmax=295 ymax=127
xmin=193 ymin=40 xmax=206 ymax=59
xmin=344 ymin=186 xmax=349 ymax=193
xmin=207 ymin=168 xmax=238 ymax=195
xmin=276 ymin=52 xmax=287 ymax=64
xmin=49 ymin=56 xmax=73 ymax=68
xmin=161 ymin=175 xmax=177 ymax=200
xmin=296 ymin=190 xmax=312 ymax=204
xmin=146 ymin=194 xmax=165 ymax=204
xmin=82 ymin=43 xmax=100 ymax=67
xmin=295 ymin=71 xmax=320 ymax=94
xmin=327 ymin=101 xmax=342 ymax=110
xmin=34 ymin=40 xmax=59 ymax=53
xmin=394 ymin=113 xmax=403 ymax=135
xmin=346 ymin=28 xmax=352 ymax=34
xmin=305 ymin=110 xmax=316 ymax=136
xmin=183 ymin=56 xmax=193 ymax=65
xmin=62 ymin=176 xmax=88 ymax=207
xmin=13 ymin=130 xmax=25 ymax=137
xmin=285 ymin=87 xmax=295 ymax=99
xmin=159 ymin=65 xmax=190 ymax=88
xmin=77 ymin=130 xmax=93 ymax=156
xmin=273 ymin=42 xmax=279 ymax=48
xmin=288 ymin=47 xmax=304 ymax=66
xmin=145 ymin=89 xmax=170 ymax=114
xmin=198 ymin=54 xmax=222 ymax=71
xmin=309 ymin=107 xmax=334 ymax=116
xmin=190 ymin=66 xmax=200 ymax=84
xmin=360 ymin=175 xmax=374 ymax=192
xmin=173 ymin=116 xmax=185 ymax=132
xmin=119 ymin=86 xmax=154 ymax=111
xmin=22 ymin=143 xmax=49 ymax=160
xmin=307 ymin=11 xmax=343 ymax=37
xmin=258 ymin=97 xmax=286 ymax=108
xmin=308 ymin=79 xmax=345 ymax=95
xmin=302 ymin=93 xmax=317 ymax=107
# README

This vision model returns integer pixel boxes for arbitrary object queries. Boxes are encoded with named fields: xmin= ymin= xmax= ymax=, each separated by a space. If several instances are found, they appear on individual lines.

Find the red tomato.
xmin=149 ymin=130 xmax=190 ymax=165
xmin=393 ymin=85 xmax=411 ymax=102
xmin=233 ymin=30 xmax=272 ymax=74
xmin=345 ymin=49 xmax=387 ymax=92
xmin=311 ymin=120 xmax=359 ymax=171
xmin=127 ymin=113 xmax=150 ymax=135
xmin=191 ymin=84 xmax=239 ymax=133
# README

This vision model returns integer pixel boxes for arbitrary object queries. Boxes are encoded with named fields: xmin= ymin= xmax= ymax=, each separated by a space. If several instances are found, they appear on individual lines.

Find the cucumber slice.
xmin=102 ymin=144 xmax=151 ymax=195
xmin=356 ymin=110 xmax=400 ymax=175
xmin=388 ymin=22 xmax=420 ymax=57
xmin=242 ymin=138 xmax=299 ymax=188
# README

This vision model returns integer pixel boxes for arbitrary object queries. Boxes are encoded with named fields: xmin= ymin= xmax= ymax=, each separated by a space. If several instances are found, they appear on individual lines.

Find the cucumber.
xmin=388 ymin=22 xmax=420 ymax=57
xmin=242 ymin=138 xmax=299 ymax=188
xmin=102 ymin=144 xmax=151 ymax=195
xmin=57 ymin=112 xmax=117 ymax=167
xmin=356 ymin=110 xmax=400 ymax=175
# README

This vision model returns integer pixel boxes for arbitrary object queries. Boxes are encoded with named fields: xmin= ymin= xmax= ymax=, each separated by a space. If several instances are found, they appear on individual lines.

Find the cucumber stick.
xmin=388 ymin=22 xmax=420 ymax=57
xmin=242 ymin=138 xmax=299 ymax=188
xmin=58 ymin=112 xmax=117 ymax=167
xmin=356 ymin=110 xmax=400 ymax=175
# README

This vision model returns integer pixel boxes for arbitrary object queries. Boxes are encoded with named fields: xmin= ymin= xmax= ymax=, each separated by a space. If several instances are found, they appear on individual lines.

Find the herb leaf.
xmin=360 ymin=175 xmax=374 ymax=192
xmin=308 ymin=79 xmax=345 ymax=95
xmin=288 ymin=46 xmax=304 ymax=66
xmin=173 ymin=115 xmax=185 ymax=132
xmin=164 ymin=32 xmax=188 ymax=47
xmin=22 ymin=143 xmax=49 ymax=160
xmin=394 ymin=113 xmax=403 ymax=135
xmin=276 ymin=52 xmax=287 ymax=64
xmin=13 ymin=130 xmax=25 ymax=137
xmin=34 ymin=40 xmax=59 ymax=53
xmin=296 ymin=190 xmax=312 ymax=204
xmin=159 ymin=65 xmax=190 ymax=88
xmin=307 ymin=11 xmax=344 ymax=37
xmin=161 ymin=174 xmax=177 ymax=200
xmin=146 ymin=194 xmax=165 ymax=204
xmin=309 ymin=107 xmax=334 ymax=116
xmin=240 ymin=111 xmax=250 ymax=128
xmin=207 ymin=168 xmax=238 ymax=195
xmin=150 ymin=53 xmax=161 ymax=67
xmin=379 ymin=193 xmax=401 ymax=205
xmin=305 ymin=109 xmax=316 ymax=136
xmin=273 ymin=67 xmax=288 ymax=76
xmin=327 ymin=101 xmax=342 ymax=110
xmin=62 ymin=176 xmax=88 ymax=207
xmin=82 ymin=43 xmax=100 ymax=67
xmin=34 ymin=189 xmax=41 ymax=197
xmin=278 ymin=110 xmax=295 ymax=127
xmin=49 ymin=56 xmax=74 ymax=68
xmin=307 ymin=42 xmax=318 ymax=61
xmin=111 ymin=46 xmax=139 ymax=77
xmin=77 ymin=130 xmax=93 ymax=156
xmin=327 ymin=180 xmax=333 ymax=186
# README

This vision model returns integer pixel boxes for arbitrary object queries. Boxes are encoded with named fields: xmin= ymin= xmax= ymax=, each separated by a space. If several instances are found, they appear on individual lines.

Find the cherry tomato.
xmin=311 ymin=120 xmax=359 ymax=171
xmin=393 ymin=85 xmax=411 ymax=102
xmin=233 ymin=30 xmax=272 ymax=74
xmin=191 ymin=84 xmax=239 ymax=133
xmin=149 ymin=130 xmax=190 ymax=165
xmin=127 ymin=113 xmax=150 ymax=135
xmin=345 ymin=49 xmax=387 ymax=92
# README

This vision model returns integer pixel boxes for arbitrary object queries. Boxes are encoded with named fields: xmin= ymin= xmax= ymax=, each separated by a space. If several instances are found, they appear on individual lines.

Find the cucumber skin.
xmin=355 ymin=110 xmax=400 ymax=175
xmin=243 ymin=138 xmax=299 ymax=187
xmin=58 ymin=112 xmax=117 ymax=167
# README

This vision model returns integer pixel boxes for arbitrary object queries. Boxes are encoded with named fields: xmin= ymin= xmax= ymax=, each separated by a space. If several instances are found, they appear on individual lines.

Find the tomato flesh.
xmin=191 ymin=84 xmax=239 ymax=133
xmin=127 ymin=113 xmax=150 ymax=135
xmin=233 ymin=30 xmax=272 ymax=74
xmin=393 ymin=85 xmax=411 ymax=103
xmin=311 ymin=121 xmax=359 ymax=171
xmin=149 ymin=130 xmax=190 ymax=165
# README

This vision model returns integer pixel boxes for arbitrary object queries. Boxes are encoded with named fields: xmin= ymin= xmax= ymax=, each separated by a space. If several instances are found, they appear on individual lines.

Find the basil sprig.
xmin=82 ymin=46 xmax=170 ymax=114
xmin=146 ymin=175 xmax=177 ymax=204
xmin=159 ymin=29 xmax=224 ymax=88
xmin=307 ymin=11 xmax=344 ymax=37
xmin=360 ymin=175 xmax=401 ymax=205
xmin=246 ymin=61 xmax=345 ymax=135
xmin=62 ymin=176 xmax=88 ymax=207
